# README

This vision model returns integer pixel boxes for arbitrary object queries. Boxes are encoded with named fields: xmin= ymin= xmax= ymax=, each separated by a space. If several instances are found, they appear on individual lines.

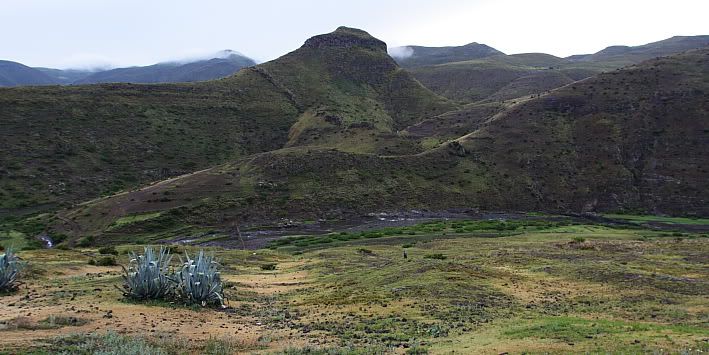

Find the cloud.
xmin=388 ymin=46 xmax=414 ymax=59
xmin=54 ymin=53 xmax=114 ymax=70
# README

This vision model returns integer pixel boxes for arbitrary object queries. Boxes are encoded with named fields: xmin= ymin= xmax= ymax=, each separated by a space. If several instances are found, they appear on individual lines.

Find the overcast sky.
xmin=1 ymin=0 xmax=707 ymax=69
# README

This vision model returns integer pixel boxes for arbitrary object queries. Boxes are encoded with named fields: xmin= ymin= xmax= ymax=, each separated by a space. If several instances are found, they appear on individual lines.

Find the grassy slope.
xmin=0 ymin=27 xmax=454 ymax=214
xmin=0 ymin=71 xmax=299 ymax=212
xmin=55 ymin=49 xmax=709 ymax=240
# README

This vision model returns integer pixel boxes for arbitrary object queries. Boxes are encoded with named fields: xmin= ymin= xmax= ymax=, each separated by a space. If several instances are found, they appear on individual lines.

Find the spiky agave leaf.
xmin=117 ymin=246 xmax=174 ymax=300
xmin=0 ymin=248 xmax=22 ymax=293
xmin=174 ymin=250 xmax=225 ymax=307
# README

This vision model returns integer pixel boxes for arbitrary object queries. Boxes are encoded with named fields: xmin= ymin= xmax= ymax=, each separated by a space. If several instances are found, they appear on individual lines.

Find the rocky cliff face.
xmin=303 ymin=27 xmax=388 ymax=52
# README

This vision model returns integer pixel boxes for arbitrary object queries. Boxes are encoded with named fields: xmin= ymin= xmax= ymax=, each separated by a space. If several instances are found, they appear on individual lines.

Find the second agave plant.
xmin=174 ymin=250 xmax=226 ymax=307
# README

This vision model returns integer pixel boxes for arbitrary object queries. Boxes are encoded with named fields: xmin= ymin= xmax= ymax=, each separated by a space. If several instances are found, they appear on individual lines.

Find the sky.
xmin=1 ymin=0 xmax=708 ymax=69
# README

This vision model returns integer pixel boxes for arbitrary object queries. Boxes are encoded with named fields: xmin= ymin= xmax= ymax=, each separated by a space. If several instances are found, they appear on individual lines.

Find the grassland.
xmin=1 ymin=218 xmax=707 ymax=353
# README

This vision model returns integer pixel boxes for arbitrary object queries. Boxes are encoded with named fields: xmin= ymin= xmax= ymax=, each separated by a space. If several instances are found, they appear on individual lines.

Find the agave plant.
xmin=174 ymin=250 xmax=225 ymax=307
xmin=117 ymin=246 xmax=174 ymax=300
xmin=0 ymin=248 xmax=22 ymax=293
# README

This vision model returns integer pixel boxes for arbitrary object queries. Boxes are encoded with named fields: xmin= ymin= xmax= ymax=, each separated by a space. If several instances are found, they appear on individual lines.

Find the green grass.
xmin=106 ymin=212 xmax=164 ymax=231
xmin=268 ymin=218 xmax=575 ymax=250
xmin=603 ymin=214 xmax=709 ymax=225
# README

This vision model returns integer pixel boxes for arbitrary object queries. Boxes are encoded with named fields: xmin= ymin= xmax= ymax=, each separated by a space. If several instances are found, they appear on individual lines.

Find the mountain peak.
xmin=303 ymin=26 xmax=386 ymax=52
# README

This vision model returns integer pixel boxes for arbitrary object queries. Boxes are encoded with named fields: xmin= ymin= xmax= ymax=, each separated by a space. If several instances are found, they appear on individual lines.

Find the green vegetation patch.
xmin=268 ymin=218 xmax=575 ymax=249
xmin=106 ymin=211 xmax=164 ymax=231
xmin=603 ymin=214 xmax=709 ymax=225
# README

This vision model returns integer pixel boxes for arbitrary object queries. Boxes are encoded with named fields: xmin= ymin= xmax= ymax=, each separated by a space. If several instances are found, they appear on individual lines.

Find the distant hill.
xmin=390 ymin=42 xmax=503 ymax=67
xmin=408 ymin=35 xmax=709 ymax=103
xmin=35 ymin=68 xmax=95 ymax=85
xmin=0 ymin=60 xmax=59 ymax=86
xmin=74 ymin=51 xmax=257 ymax=84
xmin=408 ymin=53 xmax=596 ymax=103
xmin=0 ymin=51 xmax=257 ymax=87
xmin=568 ymin=35 xmax=709 ymax=65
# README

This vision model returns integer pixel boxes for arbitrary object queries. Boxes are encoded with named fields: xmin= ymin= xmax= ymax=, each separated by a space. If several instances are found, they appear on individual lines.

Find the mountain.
xmin=390 ymin=42 xmax=503 ymax=67
xmin=73 ymin=51 xmax=257 ymax=84
xmin=0 ymin=27 xmax=453 ymax=217
xmin=408 ymin=35 xmax=709 ymax=104
xmin=35 ymin=68 xmax=95 ymax=85
xmin=51 ymin=47 xmax=709 ymax=242
xmin=0 ymin=60 xmax=59 ymax=86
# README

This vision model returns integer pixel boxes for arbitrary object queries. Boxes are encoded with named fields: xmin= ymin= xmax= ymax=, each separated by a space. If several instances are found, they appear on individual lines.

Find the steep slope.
xmin=55 ymin=49 xmax=709 ymax=241
xmin=74 ymin=51 xmax=257 ymax=84
xmin=454 ymin=48 xmax=709 ymax=214
xmin=258 ymin=27 xmax=456 ymax=154
xmin=391 ymin=42 xmax=503 ymax=67
xmin=0 ymin=27 xmax=453 ymax=213
xmin=0 ymin=60 xmax=59 ymax=86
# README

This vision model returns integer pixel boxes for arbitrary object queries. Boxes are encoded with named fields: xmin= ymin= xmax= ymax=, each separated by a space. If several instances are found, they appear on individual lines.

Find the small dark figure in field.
xmin=403 ymin=250 xmax=407 ymax=259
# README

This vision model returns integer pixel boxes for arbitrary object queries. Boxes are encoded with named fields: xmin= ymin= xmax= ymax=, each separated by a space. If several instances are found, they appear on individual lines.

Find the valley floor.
xmin=1 ymin=218 xmax=708 ymax=354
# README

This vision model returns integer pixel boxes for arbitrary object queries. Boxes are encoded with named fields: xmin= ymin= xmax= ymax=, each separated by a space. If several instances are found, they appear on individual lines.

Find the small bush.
xmin=98 ymin=246 xmax=119 ymax=255
xmin=77 ymin=236 xmax=95 ymax=247
xmin=260 ymin=263 xmax=277 ymax=271
xmin=572 ymin=236 xmax=586 ymax=243
xmin=357 ymin=248 xmax=374 ymax=255
xmin=89 ymin=257 xmax=117 ymax=266
xmin=0 ymin=248 xmax=22 ymax=293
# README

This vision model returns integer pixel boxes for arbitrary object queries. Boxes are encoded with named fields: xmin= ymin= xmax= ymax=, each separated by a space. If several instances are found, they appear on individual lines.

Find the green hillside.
xmin=52 ymin=48 xmax=709 ymax=242
xmin=0 ymin=27 xmax=453 ymax=214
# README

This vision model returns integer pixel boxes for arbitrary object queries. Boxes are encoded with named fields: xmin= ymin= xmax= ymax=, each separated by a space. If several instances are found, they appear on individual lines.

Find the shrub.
xmin=77 ymin=236 xmax=95 ymax=247
xmin=117 ymin=246 xmax=173 ymax=300
xmin=572 ymin=236 xmax=586 ymax=243
xmin=260 ymin=263 xmax=277 ymax=271
xmin=174 ymin=250 xmax=225 ymax=307
xmin=98 ymin=246 xmax=119 ymax=255
xmin=0 ymin=248 xmax=22 ymax=293
xmin=357 ymin=248 xmax=374 ymax=255
xmin=89 ymin=257 xmax=117 ymax=266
